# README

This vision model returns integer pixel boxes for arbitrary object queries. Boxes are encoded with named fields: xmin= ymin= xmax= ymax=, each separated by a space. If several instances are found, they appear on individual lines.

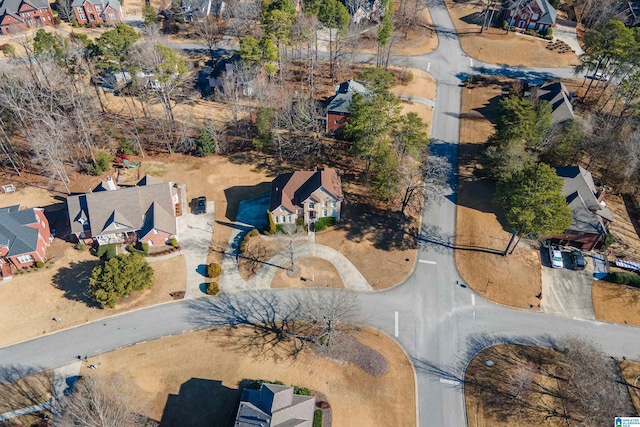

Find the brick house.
xmin=0 ymin=0 xmax=54 ymax=35
xmin=550 ymin=166 xmax=612 ymax=251
xmin=235 ymin=384 xmax=315 ymax=427
xmin=505 ymin=0 xmax=557 ymax=32
xmin=269 ymin=167 xmax=343 ymax=227
xmin=0 ymin=205 xmax=51 ymax=275
xmin=325 ymin=80 xmax=371 ymax=133
xmin=66 ymin=175 xmax=179 ymax=247
xmin=71 ymin=0 xmax=122 ymax=26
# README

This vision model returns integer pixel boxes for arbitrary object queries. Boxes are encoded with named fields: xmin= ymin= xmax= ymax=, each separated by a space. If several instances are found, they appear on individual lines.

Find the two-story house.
xmin=0 ymin=205 xmax=51 ymax=276
xmin=504 ymin=0 xmax=557 ymax=32
xmin=0 ymin=0 xmax=54 ymax=35
xmin=71 ymin=0 xmax=122 ymax=26
xmin=269 ymin=167 xmax=343 ymax=226
xmin=325 ymin=80 xmax=371 ymax=133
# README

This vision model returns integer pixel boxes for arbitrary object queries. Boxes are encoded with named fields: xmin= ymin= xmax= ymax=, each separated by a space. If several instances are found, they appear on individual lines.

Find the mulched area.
xmin=314 ymin=333 xmax=388 ymax=377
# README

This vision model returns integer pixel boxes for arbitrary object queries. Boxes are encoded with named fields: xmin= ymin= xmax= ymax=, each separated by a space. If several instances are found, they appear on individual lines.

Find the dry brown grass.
xmin=271 ymin=257 xmax=344 ymax=288
xmin=620 ymin=359 xmax=640 ymax=415
xmin=592 ymin=280 xmax=640 ymax=326
xmin=0 ymin=240 xmax=186 ymax=347
xmin=444 ymin=0 xmax=580 ymax=67
xmin=607 ymin=194 xmax=640 ymax=261
xmin=455 ymin=76 xmax=542 ymax=309
xmin=81 ymin=327 xmax=416 ymax=427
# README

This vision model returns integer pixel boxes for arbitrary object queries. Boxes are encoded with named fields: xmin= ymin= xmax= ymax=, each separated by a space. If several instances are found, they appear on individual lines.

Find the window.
xmin=76 ymin=6 xmax=82 ymax=11
xmin=79 ymin=13 xmax=86 ymax=19
xmin=323 ymin=201 xmax=328 ymax=207
xmin=331 ymin=209 xmax=336 ymax=216
xmin=281 ymin=216 xmax=285 ymax=223
xmin=309 ymin=202 xmax=315 ymax=209
xmin=108 ymin=12 xmax=115 ymax=19
xmin=322 ymin=209 xmax=327 ymax=217
xmin=333 ymin=120 xmax=339 ymax=124
xmin=531 ymin=13 xmax=539 ymax=20
xmin=148 ymin=240 xmax=154 ymax=246
xmin=17 ymin=255 xmax=34 ymax=264
xmin=274 ymin=216 xmax=279 ymax=223
xmin=86 ymin=6 xmax=92 ymax=11
xmin=331 ymin=201 xmax=336 ymax=207
xmin=287 ymin=216 xmax=291 ymax=223
xmin=297 ymin=209 xmax=302 ymax=215
xmin=95 ymin=5 xmax=101 ymax=10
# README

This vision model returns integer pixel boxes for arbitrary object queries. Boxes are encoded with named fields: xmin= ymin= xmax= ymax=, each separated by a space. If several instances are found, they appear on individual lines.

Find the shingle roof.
xmin=0 ymin=205 xmax=40 ymax=256
xmin=69 ymin=0 xmax=120 ymax=12
xmin=507 ymin=0 xmax=556 ymax=26
xmin=556 ymin=166 xmax=611 ymax=235
xmin=66 ymin=175 xmax=177 ymax=238
xmin=270 ymin=168 xmax=343 ymax=213
xmin=535 ymin=81 xmax=575 ymax=125
xmin=326 ymin=80 xmax=371 ymax=114
xmin=0 ymin=0 xmax=50 ymax=21
xmin=235 ymin=384 xmax=314 ymax=427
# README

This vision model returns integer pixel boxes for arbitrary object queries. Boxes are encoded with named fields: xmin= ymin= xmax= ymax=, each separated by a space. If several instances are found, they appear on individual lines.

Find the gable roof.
xmin=0 ymin=0 xmax=50 ymax=22
xmin=66 ymin=175 xmax=177 ymax=238
xmin=528 ymin=81 xmax=576 ymax=125
xmin=70 ymin=0 xmax=121 ymax=12
xmin=235 ymin=384 xmax=315 ymax=427
xmin=0 ymin=205 xmax=41 ymax=256
xmin=326 ymin=80 xmax=371 ymax=114
xmin=270 ymin=168 xmax=343 ymax=212
xmin=507 ymin=0 xmax=556 ymax=25
xmin=556 ymin=166 xmax=612 ymax=235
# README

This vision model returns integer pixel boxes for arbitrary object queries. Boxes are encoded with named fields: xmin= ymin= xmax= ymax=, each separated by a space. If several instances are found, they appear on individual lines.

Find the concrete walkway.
xmin=176 ymin=201 xmax=215 ymax=299
xmin=396 ymin=94 xmax=435 ymax=108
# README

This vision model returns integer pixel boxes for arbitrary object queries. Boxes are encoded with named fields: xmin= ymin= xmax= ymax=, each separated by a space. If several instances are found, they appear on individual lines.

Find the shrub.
xmin=0 ymin=44 xmax=15 ymax=57
xmin=524 ymin=29 xmax=536 ymax=36
xmin=606 ymin=271 xmax=640 ymax=288
xmin=545 ymin=27 xmax=553 ymax=37
xmin=207 ymin=262 xmax=222 ymax=278
xmin=603 ymin=232 xmax=615 ymax=249
xmin=75 ymin=242 xmax=87 ymax=251
xmin=313 ymin=217 xmax=336 ymax=232
xmin=35 ymin=261 xmax=44 ymax=268
xmin=206 ymin=282 xmax=220 ymax=295
xmin=90 ymin=253 xmax=154 ymax=308
xmin=296 ymin=217 xmax=304 ymax=227
xmin=313 ymin=410 xmax=323 ymax=427
xmin=53 ymin=16 xmax=62 ymax=25
xmin=265 ymin=210 xmax=276 ymax=234
xmin=249 ymin=228 xmax=260 ymax=237
xmin=294 ymin=386 xmax=311 ymax=396
xmin=125 ymin=245 xmax=148 ymax=256
xmin=169 ymin=237 xmax=179 ymax=247
xmin=275 ymin=224 xmax=285 ymax=233
xmin=117 ymin=139 xmax=135 ymax=155
xmin=96 ymin=243 xmax=117 ymax=260
xmin=141 ymin=242 xmax=149 ymax=254
xmin=502 ymin=20 xmax=508 ymax=31
xmin=398 ymin=69 xmax=414 ymax=84
xmin=239 ymin=230 xmax=258 ymax=253
xmin=543 ymin=34 xmax=553 ymax=40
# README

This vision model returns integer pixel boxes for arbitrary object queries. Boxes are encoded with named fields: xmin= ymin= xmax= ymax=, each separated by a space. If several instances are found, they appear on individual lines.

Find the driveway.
xmin=176 ymin=201 xmax=215 ymax=299
xmin=541 ymin=250 xmax=595 ymax=320
xmin=553 ymin=24 xmax=585 ymax=56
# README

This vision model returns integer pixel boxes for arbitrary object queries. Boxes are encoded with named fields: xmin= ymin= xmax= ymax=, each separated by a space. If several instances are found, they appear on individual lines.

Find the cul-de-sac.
xmin=1 ymin=0 xmax=640 ymax=425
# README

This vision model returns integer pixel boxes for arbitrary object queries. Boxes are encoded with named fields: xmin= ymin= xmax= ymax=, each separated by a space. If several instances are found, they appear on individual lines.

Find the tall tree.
xmin=90 ymin=253 xmax=154 ymax=308
xmin=495 ymin=163 xmax=572 ymax=240
xmin=317 ymin=0 xmax=350 ymax=81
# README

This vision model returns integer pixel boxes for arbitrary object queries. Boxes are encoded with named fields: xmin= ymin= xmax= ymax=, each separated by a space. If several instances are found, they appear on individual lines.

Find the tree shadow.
xmin=223 ymin=183 xmax=271 ymax=222
xmin=460 ymin=12 xmax=484 ymax=26
xmin=51 ymin=260 xmax=102 ymax=308
xmin=416 ymin=222 xmax=504 ymax=255
xmin=160 ymin=378 xmax=240 ymax=427
xmin=0 ymin=365 xmax=53 ymax=415
xmin=472 ymin=94 xmax=504 ymax=125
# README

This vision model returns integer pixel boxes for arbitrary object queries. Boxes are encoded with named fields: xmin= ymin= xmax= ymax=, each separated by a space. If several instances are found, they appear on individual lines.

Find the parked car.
xmin=195 ymin=196 xmax=207 ymax=214
xmin=571 ymin=251 xmax=586 ymax=270
xmin=592 ymin=72 xmax=610 ymax=81
xmin=549 ymin=247 xmax=564 ymax=269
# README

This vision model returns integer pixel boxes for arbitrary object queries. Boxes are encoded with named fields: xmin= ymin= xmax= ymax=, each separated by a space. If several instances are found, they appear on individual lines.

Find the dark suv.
xmin=195 ymin=197 xmax=207 ymax=214
xmin=571 ymin=251 xmax=586 ymax=270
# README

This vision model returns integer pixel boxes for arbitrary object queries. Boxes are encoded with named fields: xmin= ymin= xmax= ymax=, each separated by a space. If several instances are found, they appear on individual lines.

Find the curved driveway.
xmin=2 ymin=2 xmax=640 ymax=427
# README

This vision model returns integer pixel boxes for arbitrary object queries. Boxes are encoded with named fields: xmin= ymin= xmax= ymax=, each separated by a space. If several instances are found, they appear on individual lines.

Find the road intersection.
xmin=2 ymin=1 xmax=640 ymax=426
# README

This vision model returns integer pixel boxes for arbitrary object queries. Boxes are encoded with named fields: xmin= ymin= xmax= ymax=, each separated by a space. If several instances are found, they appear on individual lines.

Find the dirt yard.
xmin=444 ymin=0 xmax=580 ymax=67
xmin=0 ymin=240 xmax=186 ymax=347
xmin=80 ymin=328 xmax=416 ymax=427
xmin=455 ymin=76 xmax=542 ymax=309
xmin=592 ymin=280 xmax=640 ymax=327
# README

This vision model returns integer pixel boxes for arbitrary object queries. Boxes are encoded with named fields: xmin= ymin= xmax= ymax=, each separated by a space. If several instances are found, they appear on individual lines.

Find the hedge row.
xmin=606 ymin=271 xmax=640 ymax=287
xmin=314 ymin=216 xmax=336 ymax=232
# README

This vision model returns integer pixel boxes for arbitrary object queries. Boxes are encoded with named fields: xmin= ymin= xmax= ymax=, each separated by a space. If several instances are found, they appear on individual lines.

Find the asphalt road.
xmin=0 ymin=2 xmax=635 ymax=427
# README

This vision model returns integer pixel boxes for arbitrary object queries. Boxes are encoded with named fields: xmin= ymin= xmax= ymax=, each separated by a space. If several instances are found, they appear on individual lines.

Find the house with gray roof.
xmin=235 ymin=384 xmax=315 ymax=427
xmin=524 ymin=80 xmax=576 ymax=126
xmin=0 ymin=0 xmax=54 ymax=35
xmin=325 ymin=80 xmax=371 ymax=133
xmin=550 ymin=166 xmax=612 ymax=251
xmin=71 ymin=0 xmax=121 ymax=27
xmin=66 ymin=175 xmax=178 ymax=247
xmin=269 ymin=167 xmax=343 ymax=227
xmin=0 ymin=204 xmax=51 ymax=276
xmin=505 ymin=0 xmax=557 ymax=32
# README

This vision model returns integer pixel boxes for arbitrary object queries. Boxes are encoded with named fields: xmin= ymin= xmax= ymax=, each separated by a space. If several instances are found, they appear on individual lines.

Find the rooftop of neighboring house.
xmin=506 ymin=0 xmax=557 ymax=25
xmin=326 ymin=79 xmax=372 ymax=114
xmin=66 ymin=175 xmax=177 ymax=238
xmin=525 ymin=80 xmax=576 ymax=125
xmin=270 ymin=167 xmax=343 ymax=213
xmin=0 ymin=205 xmax=42 ymax=256
xmin=235 ymin=384 xmax=315 ymax=427
xmin=70 ymin=0 xmax=121 ymax=13
xmin=0 ymin=0 xmax=50 ymax=20
xmin=556 ymin=166 xmax=613 ymax=235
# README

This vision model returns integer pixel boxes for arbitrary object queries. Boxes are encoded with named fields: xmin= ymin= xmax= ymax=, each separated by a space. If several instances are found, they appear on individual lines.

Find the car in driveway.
xmin=571 ymin=251 xmax=586 ymax=270
xmin=592 ymin=72 xmax=610 ymax=81
xmin=194 ymin=196 xmax=207 ymax=214
xmin=549 ymin=247 xmax=564 ymax=269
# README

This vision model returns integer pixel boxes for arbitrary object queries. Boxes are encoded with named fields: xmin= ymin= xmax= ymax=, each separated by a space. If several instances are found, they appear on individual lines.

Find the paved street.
xmin=0 ymin=2 xmax=636 ymax=427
